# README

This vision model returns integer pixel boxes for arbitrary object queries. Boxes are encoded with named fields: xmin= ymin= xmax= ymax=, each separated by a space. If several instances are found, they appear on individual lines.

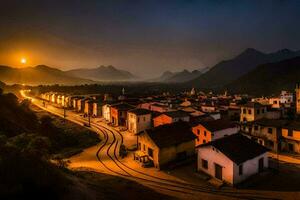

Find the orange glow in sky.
xmin=20 ymin=58 xmax=27 ymax=64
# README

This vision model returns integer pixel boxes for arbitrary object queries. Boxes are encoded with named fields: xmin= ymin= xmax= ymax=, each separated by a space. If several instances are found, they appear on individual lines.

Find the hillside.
xmin=187 ymin=48 xmax=300 ymax=88
xmin=66 ymin=65 xmax=136 ymax=81
xmin=226 ymin=56 xmax=300 ymax=95
xmin=151 ymin=69 xmax=203 ymax=83
xmin=0 ymin=65 xmax=93 ymax=85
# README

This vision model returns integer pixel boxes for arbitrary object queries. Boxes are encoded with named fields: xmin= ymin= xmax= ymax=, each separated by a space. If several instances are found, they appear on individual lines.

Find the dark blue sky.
xmin=0 ymin=0 xmax=299 ymax=77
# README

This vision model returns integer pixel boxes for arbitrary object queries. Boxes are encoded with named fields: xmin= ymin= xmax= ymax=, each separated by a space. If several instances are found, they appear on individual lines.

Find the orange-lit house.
xmin=281 ymin=121 xmax=300 ymax=153
xmin=136 ymin=122 xmax=196 ymax=169
xmin=192 ymin=119 xmax=239 ymax=147
xmin=110 ymin=103 xmax=135 ymax=127
xmin=153 ymin=110 xmax=190 ymax=127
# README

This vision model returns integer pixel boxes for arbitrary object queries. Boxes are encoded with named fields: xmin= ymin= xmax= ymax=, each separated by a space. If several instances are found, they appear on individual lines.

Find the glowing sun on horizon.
xmin=20 ymin=58 xmax=27 ymax=64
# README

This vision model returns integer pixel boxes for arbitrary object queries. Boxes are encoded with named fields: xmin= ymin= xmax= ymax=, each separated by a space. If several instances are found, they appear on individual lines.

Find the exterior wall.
xmin=240 ymin=106 xmax=267 ymax=122
xmin=102 ymin=104 xmax=111 ymax=121
xmin=153 ymin=114 xmax=189 ymax=127
xmin=153 ymin=115 xmax=172 ymax=127
xmin=233 ymin=153 xmax=268 ymax=185
xmin=159 ymin=140 xmax=195 ymax=168
xmin=269 ymin=98 xmax=280 ymax=108
xmin=110 ymin=107 xmax=119 ymax=126
xmin=296 ymin=85 xmax=300 ymax=114
xmin=192 ymin=125 xmax=238 ymax=147
xmin=197 ymin=146 xmax=234 ymax=184
xmin=212 ymin=127 xmax=239 ymax=140
xmin=192 ymin=125 xmax=212 ymax=146
xmin=137 ymin=134 xmax=159 ymax=168
xmin=281 ymin=128 xmax=300 ymax=153
xmin=128 ymin=113 xmax=152 ymax=134
xmin=241 ymin=123 xmax=281 ymax=152
xmin=92 ymin=103 xmax=102 ymax=117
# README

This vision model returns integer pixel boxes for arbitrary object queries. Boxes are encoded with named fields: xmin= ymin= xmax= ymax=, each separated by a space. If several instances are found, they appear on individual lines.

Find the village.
xmin=30 ymin=84 xmax=300 ymax=189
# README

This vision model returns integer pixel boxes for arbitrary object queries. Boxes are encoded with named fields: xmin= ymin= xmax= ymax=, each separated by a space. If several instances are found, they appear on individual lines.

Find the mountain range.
xmin=0 ymin=65 xmax=93 ymax=85
xmin=226 ymin=56 xmax=300 ymax=95
xmin=66 ymin=65 xmax=136 ymax=81
xmin=186 ymin=48 xmax=300 ymax=88
xmin=151 ymin=68 xmax=207 ymax=83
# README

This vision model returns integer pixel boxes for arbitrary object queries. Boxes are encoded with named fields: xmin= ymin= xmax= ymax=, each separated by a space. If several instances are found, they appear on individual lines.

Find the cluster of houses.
xmin=38 ymin=87 xmax=300 ymax=186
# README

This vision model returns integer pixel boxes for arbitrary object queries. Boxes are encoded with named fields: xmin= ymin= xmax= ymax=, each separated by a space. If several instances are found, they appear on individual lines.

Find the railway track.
xmin=22 ymin=93 xmax=279 ymax=200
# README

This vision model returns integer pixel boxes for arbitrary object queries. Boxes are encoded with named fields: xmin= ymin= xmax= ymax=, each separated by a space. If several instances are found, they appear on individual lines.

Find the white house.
xmin=127 ymin=108 xmax=152 ymax=134
xmin=197 ymin=134 xmax=269 ymax=185
xmin=102 ymin=104 xmax=111 ymax=122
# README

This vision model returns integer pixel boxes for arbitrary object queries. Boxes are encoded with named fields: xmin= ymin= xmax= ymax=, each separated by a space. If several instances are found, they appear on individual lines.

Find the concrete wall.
xmin=159 ymin=140 xmax=195 ymax=167
xmin=197 ymin=146 xmax=234 ymax=184
xmin=128 ymin=113 xmax=152 ymax=134
xmin=233 ymin=153 xmax=268 ymax=185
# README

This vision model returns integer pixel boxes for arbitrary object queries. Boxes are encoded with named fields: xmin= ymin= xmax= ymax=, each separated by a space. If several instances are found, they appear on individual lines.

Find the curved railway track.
xmin=23 ymin=94 xmax=279 ymax=200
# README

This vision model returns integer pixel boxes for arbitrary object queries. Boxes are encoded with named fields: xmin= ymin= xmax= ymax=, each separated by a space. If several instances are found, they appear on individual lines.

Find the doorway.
xmin=214 ymin=163 xmax=223 ymax=180
xmin=258 ymin=157 xmax=264 ymax=172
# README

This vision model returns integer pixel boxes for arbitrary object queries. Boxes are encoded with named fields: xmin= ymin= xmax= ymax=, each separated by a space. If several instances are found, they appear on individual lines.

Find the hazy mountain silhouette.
xmin=226 ymin=56 xmax=300 ymax=95
xmin=0 ymin=65 xmax=93 ymax=85
xmin=150 ymin=69 xmax=205 ymax=83
xmin=187 ymin=48 xmax=300 ymax=88
xmin=66 ymin=65 xmax=136 ymax=81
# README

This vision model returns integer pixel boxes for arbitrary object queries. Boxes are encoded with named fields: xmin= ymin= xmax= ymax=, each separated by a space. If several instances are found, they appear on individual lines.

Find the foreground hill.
xmin=226 ymin=56 xmax=300 ymax=95
xmin=66 ymin=65 xmax=137 ymax=81
xmin=0 ymin=65 xmax=93 ymax=85
xmin=187 ymin=48 xmax=300 ymax=88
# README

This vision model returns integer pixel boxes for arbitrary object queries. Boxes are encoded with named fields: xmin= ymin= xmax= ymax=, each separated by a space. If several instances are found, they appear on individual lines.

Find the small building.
xmin=110 ymin=103 xmax=135 ymax=127
xmin=136 ymin=122 xmax=196 ymax=169
xmin=92 ymin=100 xmax=103 ymax=117
xmin=240 ymin=102 xmax=267 ymax=122
xmin=280 ymin=90 xmax=293 ymax=104
xmin=281 ymin=121 xmax=300 ymax=154
xmin=102 ymin=103 xmax=112 ymax=122
xmin=127 ymin=108 xmax=152 ymax=134
xmin=197 ymin=134 xmax=269 ymax=185
xmin=240 ymin=118 xmax=287 ymax=152
xmin=84 ymin=99 xmax=94 ymax=116
xmin=153 ymin=110 xmax=190 ymax=127
xmin=192 ymin=119 xmax=239 ymax=147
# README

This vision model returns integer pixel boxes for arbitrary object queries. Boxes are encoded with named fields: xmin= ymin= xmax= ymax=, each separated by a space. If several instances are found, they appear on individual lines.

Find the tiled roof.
xmin=197 ymin=134 xmax=269 ymax=165
xmin=143 ymin=122 xmax=195 ymax=148
xmin=197 ymin=119 xmax=237 ymax=132
xmin=128 ymin=108 xmax=151 ymax=115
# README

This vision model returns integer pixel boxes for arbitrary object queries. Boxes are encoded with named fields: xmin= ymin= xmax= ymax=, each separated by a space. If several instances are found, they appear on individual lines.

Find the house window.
xmin=203 ymin=140 xmax=206 ymax=144
xmin=288 ymin=129 xmax=293 ymax=137
xmin=249 ymin=127 xmax=252 ymax=133
xmin=248 ymin=109 xmax=252 ymax=114
xmin=138 ymin=142 xmax=141 ymax=150
xmin=204 ymin=131 xmax=207 ymax=136
xmin=256 ymin=109 xmax=260 ymax=114
xmin=148 ymin=148 xmax=153 ymax=158
xmin=243 ymin=108 xmax=246 ymax=114
xmin=143 ymin=117 xmax=146 ymax=121
xmin=196 ymin=137 xmax=200 ymax=142
xmin=143 ymin=144 xmax=146 ymax=151
xmin=262 ymin=108 xmax=265 ymax=113
xmin=137 ymin=117 xmax=140 ymax=122
xmin=197 ymin=129 xmax=200 ymax=135
xmin=254 ymin=126 xmax=258 ymax=131
xmin=202 ymin=159 xmax=208 ymax=169
xmin=239 ymin=164 xmax=243 ymax=175
xmin=268 ymin=128 xmax=273 ymax=134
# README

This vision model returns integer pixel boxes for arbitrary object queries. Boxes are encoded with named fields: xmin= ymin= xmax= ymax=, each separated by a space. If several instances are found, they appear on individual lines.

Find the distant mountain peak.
xmin=238 ymin=48 xmax=264 ymax=58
